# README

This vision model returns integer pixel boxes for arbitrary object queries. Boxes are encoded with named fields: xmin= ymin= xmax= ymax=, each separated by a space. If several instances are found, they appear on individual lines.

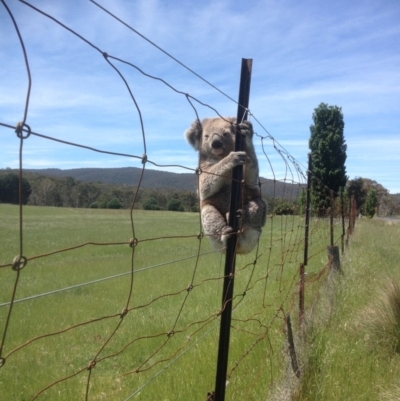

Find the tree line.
xmin=346 ymin=177 xmax=395 ymax=217
xmin=0 ymin=170 xmax=287 ymax=213
xmin=0 ymin=171 xmax=199 ymax=212
xmin=1 ymin=170 xmax=398 ymax=216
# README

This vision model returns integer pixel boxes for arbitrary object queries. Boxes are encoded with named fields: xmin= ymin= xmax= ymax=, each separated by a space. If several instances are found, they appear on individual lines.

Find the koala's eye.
xmin=204 ymin=134 xmax=209 ymax=139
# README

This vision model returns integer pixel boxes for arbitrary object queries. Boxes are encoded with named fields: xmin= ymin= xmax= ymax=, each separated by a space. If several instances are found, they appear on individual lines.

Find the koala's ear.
xmin=184 ymin=119 xmax=202 ymax=151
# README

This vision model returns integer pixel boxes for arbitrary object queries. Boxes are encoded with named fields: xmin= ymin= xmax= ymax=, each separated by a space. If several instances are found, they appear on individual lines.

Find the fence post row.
xmin=209 ymin=58 xmax=253 ymax=401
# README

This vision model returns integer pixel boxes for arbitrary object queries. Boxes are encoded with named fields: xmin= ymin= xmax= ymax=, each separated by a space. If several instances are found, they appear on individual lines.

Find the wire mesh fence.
xmin=0 ymin=1 xmax=353 ymax=400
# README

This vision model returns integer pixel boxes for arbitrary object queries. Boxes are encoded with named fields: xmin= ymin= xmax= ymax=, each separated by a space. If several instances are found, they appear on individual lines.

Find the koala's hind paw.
xmin=221 ymin=226 xmax=234 ymax=244
xmin=238 ymin=121 xmax=253 ymax=137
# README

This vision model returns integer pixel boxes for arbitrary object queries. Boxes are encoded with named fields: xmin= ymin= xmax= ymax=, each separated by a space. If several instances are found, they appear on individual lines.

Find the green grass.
xmin=0 ymin=204 xmax=339 ymax=400
xmin=293 ymin=218 xmax=400 ymax=401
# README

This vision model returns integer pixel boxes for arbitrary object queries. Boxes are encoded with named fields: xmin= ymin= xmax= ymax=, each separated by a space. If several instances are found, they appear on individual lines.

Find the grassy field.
xmin=0 ymin=204 xmax=341 ymax=400
xmin=292 ymin=218 xmax=400 ymax=401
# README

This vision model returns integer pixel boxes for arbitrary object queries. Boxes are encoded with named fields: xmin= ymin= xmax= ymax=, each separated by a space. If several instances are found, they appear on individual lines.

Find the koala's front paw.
xmin=227 ymin=151 xmax=247 ymax=167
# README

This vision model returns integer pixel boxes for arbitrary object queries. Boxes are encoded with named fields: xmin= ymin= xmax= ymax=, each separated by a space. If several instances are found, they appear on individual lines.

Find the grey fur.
xmin=185 ymin=117 xmax=267 ymax=254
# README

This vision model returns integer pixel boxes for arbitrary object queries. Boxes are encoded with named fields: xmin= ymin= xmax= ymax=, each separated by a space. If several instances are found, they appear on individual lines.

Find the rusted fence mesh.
xmin=0 ymin=1 xmax=353 ymax=400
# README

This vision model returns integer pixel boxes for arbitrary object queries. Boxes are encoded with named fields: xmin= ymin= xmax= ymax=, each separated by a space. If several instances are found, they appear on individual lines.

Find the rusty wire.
xmin=0 ymin=1 xmax=354 ymax=400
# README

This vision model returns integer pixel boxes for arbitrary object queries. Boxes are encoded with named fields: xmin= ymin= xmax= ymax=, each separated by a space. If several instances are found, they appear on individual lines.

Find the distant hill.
xmin=17 ymin=167 xmax=302 ymax=200
xmin=23 ymin=167 xmax=198 ymax=191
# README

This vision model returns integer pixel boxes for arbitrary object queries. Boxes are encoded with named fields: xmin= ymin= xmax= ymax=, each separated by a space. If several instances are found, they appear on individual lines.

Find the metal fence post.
xmin=210 ymin=58 xmax=252 ymax=401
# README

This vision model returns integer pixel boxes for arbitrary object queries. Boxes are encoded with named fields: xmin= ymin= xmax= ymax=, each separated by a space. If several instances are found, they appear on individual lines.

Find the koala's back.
xmin=200 ymin=179 xmax=261 ymax=217
xmin=200 ymin=182 xmax=231 ymax=215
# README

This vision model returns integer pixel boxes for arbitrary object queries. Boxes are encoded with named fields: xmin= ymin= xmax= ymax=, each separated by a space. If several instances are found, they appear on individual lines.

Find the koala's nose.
xmin=211 ymin=139 xmax=223 ymax=149
xmin=211 ymin=134 xmax=223 ymax=149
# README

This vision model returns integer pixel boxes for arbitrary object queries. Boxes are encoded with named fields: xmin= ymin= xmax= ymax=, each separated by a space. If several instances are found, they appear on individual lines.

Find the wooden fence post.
xmin=329 ymin=189 xmax=334 ymax=247
xmin=327 ymin=189 xmax=341 ymax=272
xmin=327 ymin=245 xmax=341 ymax=273
xmin=340 ymin=187 xmax=345 ymax=254
xmin=300 ymin=153 xmax=312 ymax=326
xmin=299 ymin=263 xmax=305 ymax=326
xmin=286 ymin=314 xmax=300 ymax=378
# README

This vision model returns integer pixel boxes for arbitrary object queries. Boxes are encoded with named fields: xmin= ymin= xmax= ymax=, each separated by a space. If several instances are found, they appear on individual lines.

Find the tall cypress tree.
xmin=309 ymin=103 xmax=348 ymax=215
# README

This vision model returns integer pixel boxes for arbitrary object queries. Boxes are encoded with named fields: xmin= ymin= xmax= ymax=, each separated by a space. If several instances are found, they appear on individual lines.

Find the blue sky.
xmin=1 ymin=0 xmax=399 ymax=193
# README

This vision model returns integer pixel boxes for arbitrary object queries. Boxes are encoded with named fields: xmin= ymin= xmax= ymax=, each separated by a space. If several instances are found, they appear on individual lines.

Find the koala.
xmin=185 ymin=117 xmax=267 ymax=254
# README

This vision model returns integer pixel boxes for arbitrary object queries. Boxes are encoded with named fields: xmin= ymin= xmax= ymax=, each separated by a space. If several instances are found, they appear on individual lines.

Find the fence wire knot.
xmin=12 ymin=255 xmax=27 ymax=271
xmin=195 ymin=167 xmax=202 ymax=176
xmin=102 ymin=52 xmax=108 ymax=59
xmin=167 ymin=330 xmax=175 ymax=338
xmin=0 ymin=357 xmax=5 ymax=368
xmin=15 ymin=122 xmax=31 ymax=139
xmin=141 ymin=154 xmax=147 ymax=164
xmin=129 ymin=238 xmax=138 ymax=248
xmin=120 ymin=308 xmax=128 ymax=319
xmin=87 ymin=360 xmax=96 ymax=370
xmin=186 ymin=284 xmax=193 ymax=292
xmin=197 ymin=232 xmax=204 ymax=240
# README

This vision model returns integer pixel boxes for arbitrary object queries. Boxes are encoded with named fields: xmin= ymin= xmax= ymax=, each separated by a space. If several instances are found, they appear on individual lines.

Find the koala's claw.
xmin=221 ymin=226 xmax=234 ymax=243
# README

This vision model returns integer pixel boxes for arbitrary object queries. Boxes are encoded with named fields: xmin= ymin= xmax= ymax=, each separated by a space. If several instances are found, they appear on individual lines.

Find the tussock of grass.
xmin=380 ymin=385 xmax=400 ymax=401
xmin=356 ymin=278 xmax=400 ymax=354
